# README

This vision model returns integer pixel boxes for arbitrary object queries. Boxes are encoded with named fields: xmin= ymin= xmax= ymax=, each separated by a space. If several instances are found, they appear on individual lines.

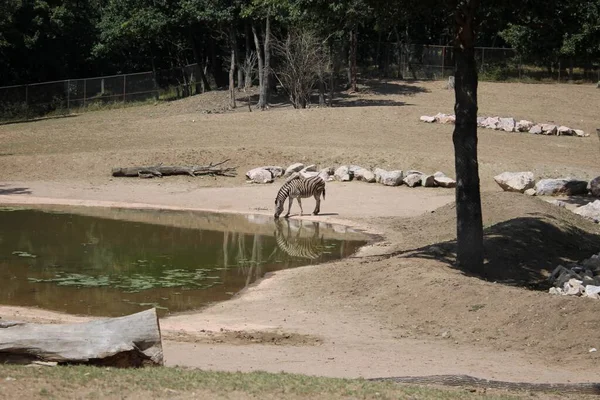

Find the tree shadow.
xmin=0 ymin=114 xmax=78 ymax=126
xmin=549 ymin=195 xmax=598 ymax=208
xmin=393 ymin=213 xmax=600 ymax=289
xmin=0 ymin=185 xmax=31 ymax=195
xmin=356 ymin=79 xmax=431 ymax=96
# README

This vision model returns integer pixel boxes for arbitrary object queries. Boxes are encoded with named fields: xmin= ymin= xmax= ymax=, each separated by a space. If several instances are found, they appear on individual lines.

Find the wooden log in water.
xmin=0 ymin=308 xmax=163 ymax=367
xmin=111 ymin=160 xmax=237 ymax=178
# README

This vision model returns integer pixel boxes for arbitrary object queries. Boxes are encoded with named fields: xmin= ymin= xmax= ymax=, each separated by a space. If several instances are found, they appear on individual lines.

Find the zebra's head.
xmin=274 ymin=187 xmax=287 ymax=219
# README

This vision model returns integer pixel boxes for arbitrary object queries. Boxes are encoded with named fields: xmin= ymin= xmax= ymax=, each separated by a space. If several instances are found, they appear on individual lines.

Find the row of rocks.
xmin=246 ymin=163 xmax=457 ymax=188
xmin=548 ymin=253 xmax=600 ymax=299
xmin=420 ymin=113 xmax=589 ymax=137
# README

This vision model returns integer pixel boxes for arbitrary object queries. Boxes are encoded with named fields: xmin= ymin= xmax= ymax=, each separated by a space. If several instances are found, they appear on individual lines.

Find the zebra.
xmin=274 ymin=175 xmax=326 ymax=219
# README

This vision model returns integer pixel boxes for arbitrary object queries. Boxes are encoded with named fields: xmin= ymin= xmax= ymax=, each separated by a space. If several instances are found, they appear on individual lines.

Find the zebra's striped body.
xmin=274 ymin=175 xmax=326 ymax=219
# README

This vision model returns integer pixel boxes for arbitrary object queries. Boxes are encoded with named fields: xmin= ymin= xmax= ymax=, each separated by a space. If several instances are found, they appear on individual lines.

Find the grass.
xmin=0 ymin=365 xmax=528 ymax=400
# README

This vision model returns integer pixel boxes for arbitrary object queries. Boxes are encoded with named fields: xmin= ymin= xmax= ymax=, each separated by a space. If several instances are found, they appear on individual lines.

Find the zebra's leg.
xmin=297 ymin=198 xmax=304 ymax=216
xmin=313 ymin=192 xmax=321 ymax=215
xmin=284 ymin=197 xmax=294 ymax=218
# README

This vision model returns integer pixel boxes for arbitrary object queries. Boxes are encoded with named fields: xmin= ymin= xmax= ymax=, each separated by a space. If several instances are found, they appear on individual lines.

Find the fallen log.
xmin=111 ymin=159 xmax=237 ymax=178
xmin=0 ymin=308 xmax=163 ymax=367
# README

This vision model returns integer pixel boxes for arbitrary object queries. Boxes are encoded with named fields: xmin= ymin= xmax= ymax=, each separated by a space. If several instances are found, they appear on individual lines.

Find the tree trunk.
xmin=209 ymin=39 xmax=227 ymax=88
xmin=0 ymin=309 xmax=163 ymax=367
xmin=189 ymin=28 xmax=208 ymax=93
xmin=452 ymin=0 xmax=483 ymax=275
xmin=244 ymin=23 xmax=253 ymax=88
xmin=229 ymin=27 xmax=237 ymax=109
xmin=318 ymin=75 xmax=325 ymax=106
xmin=252 ymin=24 xmax=265 ymax=110
xmin=261 ymin=13 xmax=271 ymax=109
xmin=349 ymin=27 xmax=358 ymax=92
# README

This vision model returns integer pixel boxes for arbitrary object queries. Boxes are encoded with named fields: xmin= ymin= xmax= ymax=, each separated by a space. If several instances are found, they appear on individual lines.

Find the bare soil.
xmin=1 ymin=80 xmax=600 ymax=390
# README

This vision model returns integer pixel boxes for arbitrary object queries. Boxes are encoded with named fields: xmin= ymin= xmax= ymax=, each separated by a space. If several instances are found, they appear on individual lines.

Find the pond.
xmin=0 ymin=206 xmax=368 ymax=317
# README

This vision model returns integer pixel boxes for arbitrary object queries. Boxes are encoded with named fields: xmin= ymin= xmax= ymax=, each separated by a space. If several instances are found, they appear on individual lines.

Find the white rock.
xmin=516 ymin=120 xmax=534 ymax=132
xmin=334 ymin=166 xmax=352 ymax=181
xmin=529 ymin=124 xmax=543 ymax=134
xmin=420 ymin=115 xmax=436 ymax=123
xmin=374 ymin=168 xmax=387 ymax=183
xmin=301 ymin=164 xmax=317 ymax=173
xmin=477 ymin=117 xmax=486 ymax=127
xmin=557 ymin=126 xmax=574 ymax=136
xmin=524 ymin=188 xmax=536 ymax=196
xmin=573 ymin=200 xmax=600 ymax=223
xmin=246 ymin=168 xmax=273 ymax=184
xmin=434 ymin=171 xmax=447 ymax=178
xmin=590 ymin=348 xmax=598 ymax=352
xmin=433 ymin=113 xmax=447 ymax=122
xmin=380 ymin=170 xmax=404 ymax=186
xmin=284 ymin=163 xmax=305 ymax=177
xmin=534 ymin=178 xmax=588 ymax=196
xmin=318 ymin=167 xmax=334 ymax=181
xmin=540 ymin=124 xmax=558 ymax=135
xmin=438 ymin=114 xmax=455 ymax=124
xmin=354 ymin=168 xmax=376 ymax=183
xmin=434 ymin=176 xmax=457 ymax=188
xmin=493 ymin=171 xmax=535 ymax=193
xmin=574 ymin=129 xmax=587 ymax=137
xmin=499 ymin=117 xmax=516 ymax=132
xmin=548 ymin=287 xmax=563 ymax=295
xmin=563 ymin=278 xmax=584 ymax=296
xmin=403 ymin=173 xmax=423 ymax=187
xmin=483 ymin=117 xmax=500 ymax=129
xmin=584 ymin=285 xmax=600 ymax=299
xmin=406 ymin=170 xmax=424 ymax=176
xmin=300 ymin=170 xmax=318 ymax=179
xmin=421 ymin=175 xmax=437 ymax=187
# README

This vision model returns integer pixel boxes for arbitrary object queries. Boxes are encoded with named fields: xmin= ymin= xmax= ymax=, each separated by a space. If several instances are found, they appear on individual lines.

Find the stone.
xmin=447 ymin=76 xmax=455 ymax=89
xmin=573 ymin=200 xmax=600 ymax=223
xmin=334 ymin=166 xmax=353 ymax=182
xmin=516 ymin=120 xmax=534 ymax=132
xmin=374 ymin=168 xmax=387 ymax=183
xmin=477 ymin=117 xmax=486 ymax=127
xmin=300 ymin=170 xmax=318 ymax=179
xmin=438 ymin=114 xmax=455 ymax=124
xmin=550 ymin=200 xmax=567 ymax=208
xmin=548 ymin=287 xmax=563 ymax=295
xmin=563 ymin=278 xmax=584 ymax=296
xmin=284 ymin=163 xmax=305 ymax=178
xmin=433 ymin=113 xmax=447 ymax=122
xmin=420 ymin=115 xmax=436 ymax=123
xmin=354 ymin=168 xmax=376 ymax=183
xmin=574 ymin=129 xmax=587 ymax=137
xmin=585 ymin=285 xmax=600 ymax=299
xmin=540 ymin=124 xmax=558 ymax=135
xmin=301 ymin=164 xmax=317 ymax=173
xmin=380 ymin=170 xmax=404 ymax=186
xmin=534 ymin=178 xmax=589 ymax=196
xmin=421 ymin=175 xmax=437 ymax=187
xmin=524 ymin=188 xmax=536 ymax=196
xmin=493 ymin=171 xmax=535 ymax=193
xmin=403 ymin=173 xmax=423 ymax=187
xmin=589 ymin=176 xmax=600 ymax=197
xmin=406 ymin=170 xmax=425 ymax=176
xmin=434 ymin=176 xmax=457 ymax=188
xmin=483 ymin=117 xmax=500 ymax=129
xmin=433 ymin=171 xmax=447 ymax=178
xmin=557 ymin=126 xmax=574 ymax=136
xmin=529 ymin=124 xmax=543 ymax=134
xmin=499 ymin=117 xmax=516 ymax=132
xmin=245 ymin=168 xmax=273 ymax=184
xmin=318 ymin=167 xmax=334 ymax=181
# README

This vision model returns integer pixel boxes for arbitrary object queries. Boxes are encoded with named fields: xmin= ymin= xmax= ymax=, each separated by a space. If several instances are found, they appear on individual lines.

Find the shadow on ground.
xmin=0 ymin=185 xmax=31 ymax=195
xmin=394 ymin=212 xmax=600 ymax=289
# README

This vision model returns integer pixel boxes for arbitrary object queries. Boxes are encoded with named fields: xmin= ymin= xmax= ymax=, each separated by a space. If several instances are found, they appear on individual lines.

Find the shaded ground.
xmin=1 ymin=80 xmax=600 ymax=391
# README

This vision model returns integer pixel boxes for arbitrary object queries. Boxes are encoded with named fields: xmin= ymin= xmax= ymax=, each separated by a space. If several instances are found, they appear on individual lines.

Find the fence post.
xmin=123 ymin=75 xmax=127 ymax=102
xmin=83 ymin=79 xmax=87 ymax=108
xmin=25 ymin=84 xmax=29 ymax=120
xmin=67 ymin=79 xmax=70 ymax=112
xmin=442 ymin=46 xmax=445 ymax=78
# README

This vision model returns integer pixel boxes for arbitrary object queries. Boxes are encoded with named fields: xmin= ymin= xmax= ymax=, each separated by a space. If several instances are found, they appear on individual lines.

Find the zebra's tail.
xmin=322 ymin=187 xmax=326 ymax=200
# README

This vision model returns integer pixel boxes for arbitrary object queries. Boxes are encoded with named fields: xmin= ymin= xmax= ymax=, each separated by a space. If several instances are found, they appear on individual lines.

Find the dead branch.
xmin=111 ymin=160 xmax=237 ymax=179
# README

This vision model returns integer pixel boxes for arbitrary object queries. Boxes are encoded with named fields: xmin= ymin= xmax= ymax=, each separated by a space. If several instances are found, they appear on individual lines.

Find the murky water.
xmin=0 ymin=206 xmax=367 ymax=317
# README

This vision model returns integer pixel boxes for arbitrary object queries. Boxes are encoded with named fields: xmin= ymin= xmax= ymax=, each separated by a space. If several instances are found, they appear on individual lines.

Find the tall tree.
xmin=452 ymin=0 xmax=484 ymax=274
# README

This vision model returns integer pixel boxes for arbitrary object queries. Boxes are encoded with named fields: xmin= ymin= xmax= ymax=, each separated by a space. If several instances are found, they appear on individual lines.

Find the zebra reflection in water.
xmin=273 ymin=218 xmax=326 ymax=260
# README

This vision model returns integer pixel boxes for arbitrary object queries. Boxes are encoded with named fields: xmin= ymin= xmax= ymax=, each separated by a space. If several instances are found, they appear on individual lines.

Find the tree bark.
xmin=252 ymin=24 xmax=265 ymax=109
xmin=0 ymin=309 xmax=163 ymax=367
xmin=349 ymin=27 xmax=358 ymax=92
xmin=111 ymin=160 xmax=237 ymax=178
xmin=244 ymin=23 xmax=253 ymax=88
xmin=452 ymin=0 xmax=484 ymax=275
xmin=229 ymin=27 xmax=237 ymax=109
xmin=262 ymin=13 xmax=271 ymax=109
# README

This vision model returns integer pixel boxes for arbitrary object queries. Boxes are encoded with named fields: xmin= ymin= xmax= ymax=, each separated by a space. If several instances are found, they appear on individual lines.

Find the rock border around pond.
xmin=246 ymin=163 xmax=457 ymax=189
xmin=420 ymin=113 xmax=589 ymax=137
xmin=548 ymin=253 xmax=600 ymax=300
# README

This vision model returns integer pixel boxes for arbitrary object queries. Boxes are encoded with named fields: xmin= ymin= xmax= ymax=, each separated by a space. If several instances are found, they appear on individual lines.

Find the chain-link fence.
xmin=0 ymin=64 xmax=207 ymax=123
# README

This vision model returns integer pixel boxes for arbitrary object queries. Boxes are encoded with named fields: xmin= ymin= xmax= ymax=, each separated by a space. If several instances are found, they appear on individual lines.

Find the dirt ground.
xmin=1 ymin=80 xmax=600 ymax=388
